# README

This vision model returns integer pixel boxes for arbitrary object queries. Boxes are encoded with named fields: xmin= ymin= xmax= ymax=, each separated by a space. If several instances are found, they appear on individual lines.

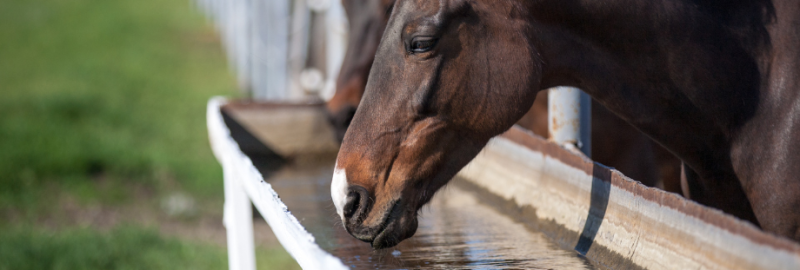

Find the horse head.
xmin=326 ymin=0 xmax=396 ymax=142
xmin=331 ymin=0 xmax=541 ymax=248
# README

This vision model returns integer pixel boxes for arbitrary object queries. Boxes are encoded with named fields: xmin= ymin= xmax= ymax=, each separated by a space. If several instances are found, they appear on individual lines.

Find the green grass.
xmin=0 ymin=0 xmax=300 ymax=268
xmin=0 ymin=226 xmax=301 ymax=270
xmin=0 ymin=0 xmax=235 ymax=209
xmin=0 ymin=226 xmax=227 ymax=270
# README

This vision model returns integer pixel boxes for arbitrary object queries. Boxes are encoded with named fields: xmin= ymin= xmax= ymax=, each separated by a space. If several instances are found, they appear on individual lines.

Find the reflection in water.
xmin=259 ymin=159 xmax=595 ymax=269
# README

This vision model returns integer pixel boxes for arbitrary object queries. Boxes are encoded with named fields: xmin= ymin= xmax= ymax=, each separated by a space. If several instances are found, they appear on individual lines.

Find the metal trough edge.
xmin=456 ymin=126 xmax=800 ymax=270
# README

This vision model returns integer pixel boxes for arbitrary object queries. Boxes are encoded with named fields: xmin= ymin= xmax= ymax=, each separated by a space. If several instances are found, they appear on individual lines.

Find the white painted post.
xmin=320 ymin=0 xmax=348 ymax=101
xmin=250 ymin=0 xmax=290 ymax=100
xmin=231 ymin=0 xmax=252 ymax=93
xmin=548 ymin=86 xmax=592 ymax=157
xmin=223 ymin=160 xmax=256 ymax=270
xmin=288 ymin=0 xmax=311 ymax=98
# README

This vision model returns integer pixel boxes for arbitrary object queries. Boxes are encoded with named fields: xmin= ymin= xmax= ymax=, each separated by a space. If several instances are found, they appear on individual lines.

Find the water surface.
xmin=258 ymin=159 xmax=595 ymax=269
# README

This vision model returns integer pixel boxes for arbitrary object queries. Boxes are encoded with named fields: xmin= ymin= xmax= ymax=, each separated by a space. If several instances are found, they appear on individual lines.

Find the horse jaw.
xmin=331 ymin=161 xmax=349 ymax=222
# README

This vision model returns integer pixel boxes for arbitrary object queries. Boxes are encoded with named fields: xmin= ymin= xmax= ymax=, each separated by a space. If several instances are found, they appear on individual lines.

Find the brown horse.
xmin=333 ymin=0 xmax=799 ymax=248
xmin=326 ymin=0 xmax=396 ymax=142
xmin=326 ymin=0 xmax=681 ymax=191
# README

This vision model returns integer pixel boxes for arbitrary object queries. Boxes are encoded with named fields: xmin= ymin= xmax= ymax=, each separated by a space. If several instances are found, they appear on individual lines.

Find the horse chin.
xmin=372 ymin=214 xmax=418 ymax=249
xmin=345 ymin=199 xmax=420 ymax=249
xmin=371 ymin=201 xmax=419 ymax=249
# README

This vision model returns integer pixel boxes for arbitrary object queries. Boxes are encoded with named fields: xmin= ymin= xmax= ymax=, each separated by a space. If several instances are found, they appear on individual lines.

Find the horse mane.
xmin=691 ymin=0 xmax=776 ymax=52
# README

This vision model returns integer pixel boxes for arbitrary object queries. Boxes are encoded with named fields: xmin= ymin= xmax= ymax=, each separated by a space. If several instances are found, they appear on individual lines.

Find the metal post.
xmin=548 ymin=86 xmax=592 ymax=157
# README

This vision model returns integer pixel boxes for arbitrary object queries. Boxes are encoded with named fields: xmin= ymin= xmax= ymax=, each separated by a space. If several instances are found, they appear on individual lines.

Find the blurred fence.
xmin=197 ymin=2 xmax=350 ymax=269
xmin=195 ymin=0 xmax=347 ymax=101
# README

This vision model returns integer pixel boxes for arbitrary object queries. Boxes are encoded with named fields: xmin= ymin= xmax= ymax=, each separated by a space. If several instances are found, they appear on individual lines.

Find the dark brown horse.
xmin=326 ymin=0 xmax=396 ymax=141
xmin=326 ymin=0 xmax=681 ymax=191
xmin=333 ymin=0 xmax=799 ymax=248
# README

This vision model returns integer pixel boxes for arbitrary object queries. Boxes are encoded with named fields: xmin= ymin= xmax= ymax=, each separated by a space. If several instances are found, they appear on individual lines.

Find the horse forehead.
xmin=396 ymin=0 xmax=443 ymax=20
xmin=393 ymin=1 xmax=455 ymax=40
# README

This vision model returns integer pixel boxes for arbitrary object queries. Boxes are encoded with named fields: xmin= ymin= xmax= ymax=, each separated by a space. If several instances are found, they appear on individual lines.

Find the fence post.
xmin=251 ymin=0 xmax=290 ymax=100
xmin=320 ymin=0 xmax=348 ymax=101
xmin=288 ymin=0 xmax=311 ymax=99
xmin=223 ymin=161 xmax=256 ymax=270
xmin=548 ymin=86 xmax=592 ymax=157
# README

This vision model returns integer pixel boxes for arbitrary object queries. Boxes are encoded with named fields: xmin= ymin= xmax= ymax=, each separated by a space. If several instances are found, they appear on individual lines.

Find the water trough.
xmin=208 ymin=97 xmax=800 ymax=270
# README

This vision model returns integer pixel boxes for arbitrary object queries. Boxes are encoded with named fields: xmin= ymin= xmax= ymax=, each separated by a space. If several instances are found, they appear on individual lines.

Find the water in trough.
xmin=255 ymin=157 xmax=597 ymax=269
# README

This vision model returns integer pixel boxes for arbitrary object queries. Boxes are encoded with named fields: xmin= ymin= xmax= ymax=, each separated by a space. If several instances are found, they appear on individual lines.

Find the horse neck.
xmin=512 ymin=0 xmax=772 ymax=177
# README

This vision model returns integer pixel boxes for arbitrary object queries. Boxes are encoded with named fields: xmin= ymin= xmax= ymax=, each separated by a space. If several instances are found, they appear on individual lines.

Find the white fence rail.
xmin=208 ymin=97 xmax=348 ymax=270
xmin=195 ymin=0 xmax=347 ymax=101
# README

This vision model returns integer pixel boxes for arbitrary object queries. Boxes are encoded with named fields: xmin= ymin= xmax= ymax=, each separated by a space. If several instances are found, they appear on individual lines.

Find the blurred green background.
xmin=0 ymin=0 xmax=298 ymax=268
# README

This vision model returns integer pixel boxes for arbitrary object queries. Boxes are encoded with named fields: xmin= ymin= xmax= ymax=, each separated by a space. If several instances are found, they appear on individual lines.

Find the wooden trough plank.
xmin=458 ymin=126 xmax=800 ymax=270
xmin=207 ymin=97 xmax=348 ymax=270
xmin=221 ymin=101 xmax=339 ymax=157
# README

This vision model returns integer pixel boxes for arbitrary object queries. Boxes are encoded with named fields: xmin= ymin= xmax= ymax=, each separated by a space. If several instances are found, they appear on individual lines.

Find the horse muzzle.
xmin=342 ymin=188 xmax=418 ymax=249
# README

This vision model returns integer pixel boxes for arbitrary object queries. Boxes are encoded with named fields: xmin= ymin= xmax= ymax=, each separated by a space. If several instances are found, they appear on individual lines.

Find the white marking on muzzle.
xmin=331 ymin=161 xmax=349 ymax=221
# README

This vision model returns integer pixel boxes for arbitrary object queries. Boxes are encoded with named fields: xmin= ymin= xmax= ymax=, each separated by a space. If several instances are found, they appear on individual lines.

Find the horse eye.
xmin=410 ymin=37 xmax=438 ymax=53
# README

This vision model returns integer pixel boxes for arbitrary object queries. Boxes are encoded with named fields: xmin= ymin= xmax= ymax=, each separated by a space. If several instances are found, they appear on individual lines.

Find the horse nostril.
xmin=343 ymin=186 xmax=370 ymax=222
xmin=343 ymin=190 xmax=360 ymax=218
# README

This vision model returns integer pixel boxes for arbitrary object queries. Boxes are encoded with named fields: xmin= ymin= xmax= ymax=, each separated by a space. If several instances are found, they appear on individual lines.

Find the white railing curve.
xmin=208 ymin=97 xmax=348 ymax=270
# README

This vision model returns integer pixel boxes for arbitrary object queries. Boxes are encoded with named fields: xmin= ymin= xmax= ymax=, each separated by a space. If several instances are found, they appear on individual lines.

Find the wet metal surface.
xmin=256 ymin=158 xmax=596 ymax=269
